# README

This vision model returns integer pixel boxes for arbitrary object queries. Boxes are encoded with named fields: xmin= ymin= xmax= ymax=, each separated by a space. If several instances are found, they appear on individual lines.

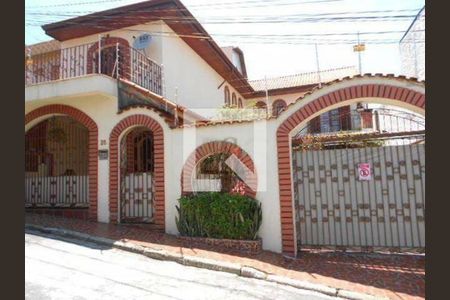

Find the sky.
xmin=25 ymin=0 xmax=425 ymax=80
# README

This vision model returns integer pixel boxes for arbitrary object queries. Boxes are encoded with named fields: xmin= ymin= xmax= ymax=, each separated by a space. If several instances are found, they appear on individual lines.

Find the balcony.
xmin=25 ymin=42 xmax=163 ymax=96
xmin=292 ymin=107 xmax=425 ymax=148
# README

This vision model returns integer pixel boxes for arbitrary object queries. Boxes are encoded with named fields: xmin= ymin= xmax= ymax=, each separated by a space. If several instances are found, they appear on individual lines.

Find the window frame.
xmin=224 ymin=86 xmax=231 ymax=106
xmin=272 ymin=99 xmax=287 ymax=117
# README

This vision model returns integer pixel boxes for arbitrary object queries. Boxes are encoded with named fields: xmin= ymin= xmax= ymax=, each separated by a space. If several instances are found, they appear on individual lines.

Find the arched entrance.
xmin=109 ymin=114 xmax=165 ymax=229
xmin=291 ymin=106 xmax=425 ymax=252
xmin=119 ymin=127 xmax=154 ymax=223
xmin=181 ymin=141 xmax=257 ymax=198
xmin=87 ymin=36 xmax=131 ymax=80
xmin=26 ymin=117 xmax=89 ymax=206
xmin=25 ymin=105 xmax=98 ymax=220
xmin=276 ymin=77 xmax=425 ymax=256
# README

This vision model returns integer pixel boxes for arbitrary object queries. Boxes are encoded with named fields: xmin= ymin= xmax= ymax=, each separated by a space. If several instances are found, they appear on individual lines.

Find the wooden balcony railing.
xmin=25 ymin=42 xmax=163 ymax=96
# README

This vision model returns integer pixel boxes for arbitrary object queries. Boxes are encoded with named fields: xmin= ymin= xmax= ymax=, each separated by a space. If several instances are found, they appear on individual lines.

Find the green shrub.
xmin=175 ymin=192 xmax=262 ymax=240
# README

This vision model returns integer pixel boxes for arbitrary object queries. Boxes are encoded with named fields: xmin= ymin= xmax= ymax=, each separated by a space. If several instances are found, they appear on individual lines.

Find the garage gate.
xmin=292 ymin=138 xmax=425 ymax=252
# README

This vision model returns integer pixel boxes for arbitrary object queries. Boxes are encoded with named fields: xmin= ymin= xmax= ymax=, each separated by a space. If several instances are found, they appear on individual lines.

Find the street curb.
xmin=25 ymin=224 xmax=388 ymax=300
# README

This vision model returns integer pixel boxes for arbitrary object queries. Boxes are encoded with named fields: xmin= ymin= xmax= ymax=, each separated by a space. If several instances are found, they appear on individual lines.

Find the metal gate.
xmin=292 ymin=143 xmax=425 ymax=251
xmin=292 ymin=107 xmax=425 ymax=252
xmin=25 ymin=116 xmax=89 ymax=207
xmin=119 ymin=128 xmax=154 ymax=223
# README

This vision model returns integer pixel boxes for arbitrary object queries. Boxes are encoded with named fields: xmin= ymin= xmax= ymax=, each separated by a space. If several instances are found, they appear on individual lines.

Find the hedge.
xmin=175 ymin=192 xmax=262 ymax=240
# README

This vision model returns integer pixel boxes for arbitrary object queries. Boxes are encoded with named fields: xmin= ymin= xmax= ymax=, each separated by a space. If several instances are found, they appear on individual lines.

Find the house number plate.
xmin=99 ymin=150 xmax=109 ymax=160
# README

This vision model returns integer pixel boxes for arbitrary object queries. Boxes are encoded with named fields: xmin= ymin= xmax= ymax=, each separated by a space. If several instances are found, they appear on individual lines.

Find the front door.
xmin=120 ymin=128 xmax=154 ymax=223
xmin=93 ymin=45 xmax=119 ymax=78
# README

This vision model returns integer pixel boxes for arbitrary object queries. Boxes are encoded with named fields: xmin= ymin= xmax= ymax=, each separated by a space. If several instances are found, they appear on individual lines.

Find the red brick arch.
xmin=181 ymin=141 xmax=257 ymax=198
xmin=109 ymin=114 xmax=165 ymax=229
xmin=25 ymin=104 xmax=99 ymax=220
xmin=277 ymin=83 xmax=425 ymax=256
xmin=87 ymin=36 xmax=131 ymax=79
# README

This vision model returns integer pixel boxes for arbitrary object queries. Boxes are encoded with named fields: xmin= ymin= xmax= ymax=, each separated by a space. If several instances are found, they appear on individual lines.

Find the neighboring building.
xmin=25 ymin=0 xmax=426 ymax=256
xmin=400 ymin=7 xmax=425 ymax=80
xmin=249 ymin=67 xmax=365 ymax=132
xmin=249 ymin=66 xmax=358 ymax=110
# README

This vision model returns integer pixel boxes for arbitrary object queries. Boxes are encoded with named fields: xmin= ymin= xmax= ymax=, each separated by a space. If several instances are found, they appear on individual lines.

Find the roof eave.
xmin=41 ymin=0 xmax=254 ymax=96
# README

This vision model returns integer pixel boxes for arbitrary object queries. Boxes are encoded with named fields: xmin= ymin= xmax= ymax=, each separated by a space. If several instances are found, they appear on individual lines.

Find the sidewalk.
xmin=25 ymin=213 xmax=424 ymax=300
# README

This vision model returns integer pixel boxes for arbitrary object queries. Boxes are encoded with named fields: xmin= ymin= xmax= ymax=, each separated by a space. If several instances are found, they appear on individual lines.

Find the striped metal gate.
xmin=292 ymin=143 xmax=425 ymax=251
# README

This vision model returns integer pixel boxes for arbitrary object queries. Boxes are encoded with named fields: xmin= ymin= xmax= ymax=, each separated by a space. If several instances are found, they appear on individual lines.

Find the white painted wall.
xmin=25 ymin=75 xmax=425 ymax=254
xmin=25 ymin=78 xmax=282 ymax=252
xmin=159 ymin=23 xmax=243 ymax=116
xmin=26 ymin=80 xmax=172 ymax=224
xmin=165 ymin=119 xmax=282 ymax=253
xmin=56 ymin=21 xmax=244 ymax=116
xmin=26 ymin=75 xmax=117 ymax=103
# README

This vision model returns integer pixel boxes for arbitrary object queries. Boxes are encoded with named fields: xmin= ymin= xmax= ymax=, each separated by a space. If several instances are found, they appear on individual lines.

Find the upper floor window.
xmin=255 ymin=101 xmax=267 ymax=110
xmin=272 ymin=99 xmax=287 ymax=117
xmin=232 ymin=93 xmax=237 ymax=107
xmin=308 ymin=106 xmax=352 ymax=134
xmin=224 ymin=86 xmax=230 ymax=106
xmin=238 ymin=98 xmax=243 ymax=108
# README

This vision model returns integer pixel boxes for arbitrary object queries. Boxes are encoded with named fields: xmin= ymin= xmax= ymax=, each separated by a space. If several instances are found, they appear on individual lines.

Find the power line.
xmin=26 ymin=0 xmax=342 ymax=10
xmin=24 ymin=16 xmax=425 ymax=44
xmin=25 ymin=17 xmax=425 ymax=45
xmin=25 ymin=8 xmax=423 ymax=19
xmin=26 ymin=14 xmax=419 ymax=27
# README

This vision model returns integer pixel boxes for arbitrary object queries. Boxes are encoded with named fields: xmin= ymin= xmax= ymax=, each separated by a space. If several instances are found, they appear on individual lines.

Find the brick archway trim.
xmin=109 ymin=114 xmax=165 ymax=229
xmin=25 ymin=104 xmax=99 ymax=220
xmin=277 ymin=84 xmax=425 ymax=256
xmin=87 ymin=36 xmax=131 ymax=79
xmin=181 ymin=141 xmax=257 ymax=198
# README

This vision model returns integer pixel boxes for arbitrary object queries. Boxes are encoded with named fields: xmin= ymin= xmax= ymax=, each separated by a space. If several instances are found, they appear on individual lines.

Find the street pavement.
xmin=25 ymin=232 xmax=339 ymax=300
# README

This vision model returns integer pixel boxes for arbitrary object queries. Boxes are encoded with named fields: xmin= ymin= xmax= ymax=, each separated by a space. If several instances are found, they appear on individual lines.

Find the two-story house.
xmin=25 ymin=0 xmax=426 ymax=255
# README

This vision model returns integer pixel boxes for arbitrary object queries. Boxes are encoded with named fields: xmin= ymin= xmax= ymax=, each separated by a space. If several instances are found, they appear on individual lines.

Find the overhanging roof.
xmin=41 ymin=0 xmax=254 ymax=97
xmin=249 ymin=66 xmax=358 ymax=91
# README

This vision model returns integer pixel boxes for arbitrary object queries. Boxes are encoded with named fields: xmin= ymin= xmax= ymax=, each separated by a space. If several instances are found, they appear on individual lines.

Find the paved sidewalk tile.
xmin=25 ymin=213 xmax=425 ymax=300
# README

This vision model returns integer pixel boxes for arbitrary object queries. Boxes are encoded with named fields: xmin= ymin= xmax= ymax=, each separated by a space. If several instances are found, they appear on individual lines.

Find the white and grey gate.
xmin=291 ymin=107 xmax=425 ymax=252
xmin=119 ymin=127 xmax=155 ymax=223
xmin=25 ymin=116 xmax=89 ymax=209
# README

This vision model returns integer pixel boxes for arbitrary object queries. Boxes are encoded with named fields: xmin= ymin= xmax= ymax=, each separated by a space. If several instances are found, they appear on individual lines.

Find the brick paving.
xmin=25 ymin=213 xmax=425 ymax=300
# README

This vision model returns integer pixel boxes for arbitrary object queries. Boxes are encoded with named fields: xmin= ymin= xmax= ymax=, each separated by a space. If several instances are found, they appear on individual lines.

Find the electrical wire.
xmin=25 ymin=0 xmax=425 ymax=87
xmin=26 ymin=0 xmax=343 ymax=10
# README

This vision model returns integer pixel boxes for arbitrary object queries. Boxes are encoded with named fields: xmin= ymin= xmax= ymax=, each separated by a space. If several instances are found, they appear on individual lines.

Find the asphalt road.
xmin=25 ymin=232 xmax=338 ymax=300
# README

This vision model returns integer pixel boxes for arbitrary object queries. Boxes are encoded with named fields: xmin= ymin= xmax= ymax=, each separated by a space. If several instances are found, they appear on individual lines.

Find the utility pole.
xmin=357 ymin=32 xmax=362 ymax=75
xmin=314 ymin=44 xmax=322 ymax=88
xmin=264 ymin=75 xmax=269 ymax=116
xmin=353 ymin=34 xmax=366 ymax=112
xmin=353 ymin=32 xmax=365 ymax=75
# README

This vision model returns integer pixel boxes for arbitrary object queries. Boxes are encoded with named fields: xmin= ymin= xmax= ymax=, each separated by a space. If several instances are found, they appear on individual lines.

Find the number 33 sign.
xmin=358 ymin=163 xmax=372 ymax=181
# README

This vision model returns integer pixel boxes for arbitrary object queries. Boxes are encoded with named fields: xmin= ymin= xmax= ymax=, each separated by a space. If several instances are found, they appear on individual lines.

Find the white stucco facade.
xmin=57 ymin=21 xmax=244 ymax=117
xmin=25 ymin=76 xmax=283 ymax=251
xmin=25 ymin=74 xmax=425 ymax=254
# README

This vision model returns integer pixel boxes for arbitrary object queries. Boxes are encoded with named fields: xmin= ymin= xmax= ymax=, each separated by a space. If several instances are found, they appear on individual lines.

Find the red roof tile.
xmin=249 ymin=66 xmax=358 ymax=91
